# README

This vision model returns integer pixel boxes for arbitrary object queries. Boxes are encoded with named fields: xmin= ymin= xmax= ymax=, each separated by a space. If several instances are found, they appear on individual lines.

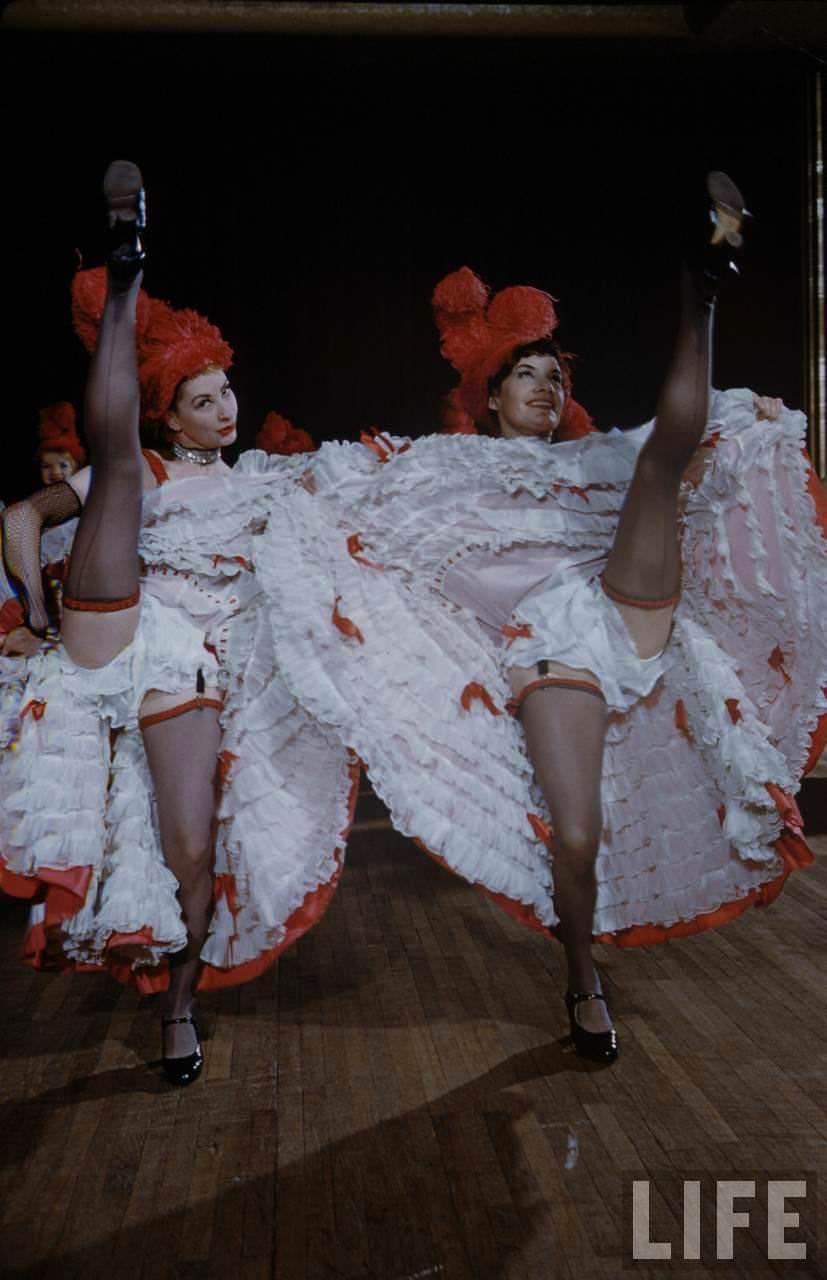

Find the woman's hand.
xmin=753 ymin=393 xmax=783 ymax=422
xmin=0 ymin=626 xmax=45 ymax=658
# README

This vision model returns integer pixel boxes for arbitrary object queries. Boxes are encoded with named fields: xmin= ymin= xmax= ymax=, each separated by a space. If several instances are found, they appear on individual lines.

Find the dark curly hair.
xmin=484 ymin=338 xmax=575 ymax=435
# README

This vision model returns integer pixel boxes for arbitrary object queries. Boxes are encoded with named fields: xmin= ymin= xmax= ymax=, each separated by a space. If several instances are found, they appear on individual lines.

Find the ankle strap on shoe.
xmin=162 ymin=1013 xmax=195 ymax=1026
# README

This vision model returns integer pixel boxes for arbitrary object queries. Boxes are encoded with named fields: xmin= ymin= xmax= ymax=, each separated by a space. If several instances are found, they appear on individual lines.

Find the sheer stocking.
xmin=513 ymin=679 xmax=611 ymax=1034
xmin=604 ymin=266 xmax=713 ymax=655
xmin=141 ymin=703 xmax=222 ymax=1058
xmin=63 ymin=272 xmax=144 ymax=668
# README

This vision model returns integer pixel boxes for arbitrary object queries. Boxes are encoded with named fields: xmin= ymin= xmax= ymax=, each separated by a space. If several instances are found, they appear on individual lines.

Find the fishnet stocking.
xmin=1 ymin=482 xmax=81 ymax=633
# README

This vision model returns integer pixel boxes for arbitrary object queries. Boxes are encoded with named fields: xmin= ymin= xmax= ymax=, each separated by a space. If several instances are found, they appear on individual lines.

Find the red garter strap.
xmin=139 ymin=696 xmax=223 ymax=731
xmin=601 ymin=576 xmax=681 ymax=610
xmin=63 ymin=590 xmax=140 ymax=613
xmin=507 ymin=676 xmax=606 ymax=717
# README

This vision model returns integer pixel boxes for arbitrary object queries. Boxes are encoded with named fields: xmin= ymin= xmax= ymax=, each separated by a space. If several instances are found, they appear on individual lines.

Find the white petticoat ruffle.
xmin=257 ymin=390 xmax=827 ymax=941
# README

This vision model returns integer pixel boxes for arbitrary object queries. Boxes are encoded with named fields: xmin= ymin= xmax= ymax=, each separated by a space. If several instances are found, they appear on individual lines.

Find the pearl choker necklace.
xmin=171 ymin=442 xmax=221 ymax=466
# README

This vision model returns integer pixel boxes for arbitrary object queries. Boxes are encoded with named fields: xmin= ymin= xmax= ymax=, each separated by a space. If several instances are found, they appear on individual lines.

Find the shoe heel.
xmin=103 ymin=159 xmax=146 ymax=287
xmin=161 ymin=1011 xmax=203 ymax=1087
xmin=693 ymin=169 xmax=749 ymax=303
xmin=565 ymin=990 xmax=619 ymax=1064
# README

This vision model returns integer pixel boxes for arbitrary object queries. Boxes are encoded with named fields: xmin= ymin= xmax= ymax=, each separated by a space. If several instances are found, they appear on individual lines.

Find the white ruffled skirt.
xmin=257 ymin=391 xmax=827 ymax=943
xmin=0 ymin=463 xmax=358 ymax=991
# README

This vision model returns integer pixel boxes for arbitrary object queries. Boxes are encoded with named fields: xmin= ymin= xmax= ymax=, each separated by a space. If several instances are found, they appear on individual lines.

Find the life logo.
xmin=624 ymin=1174 xmax=817 ymax=1265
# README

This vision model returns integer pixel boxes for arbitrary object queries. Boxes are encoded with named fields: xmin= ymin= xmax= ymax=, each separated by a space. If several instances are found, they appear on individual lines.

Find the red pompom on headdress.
xmin=432 ymin=266 xmax=596 ymax=440
xmin=256 ymin=411 xmax=316 ymax=455
xmin=36 ymin=401 xmax=86 ymax=466
xmin=71 ymin=267 xmax=233 ymax=421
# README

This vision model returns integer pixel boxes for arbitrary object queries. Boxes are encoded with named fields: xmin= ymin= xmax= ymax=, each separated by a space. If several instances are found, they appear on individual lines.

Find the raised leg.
xmin=602 ymin=264 xmax=713 ymax=656
xmin=141 ymin=703 xmax=222 ymax=1061
xmin=63 ymin=162 xmax=146 ymax=668
xmin=603 ymin=173 xmax=747 ymax=654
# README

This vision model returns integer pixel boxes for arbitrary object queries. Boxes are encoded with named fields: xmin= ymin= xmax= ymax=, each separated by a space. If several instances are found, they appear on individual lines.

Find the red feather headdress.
xmin=256 ymin=411 xmax=316 ymax=456
xmin=36 ymin=401 xmax=86 ymax=466
xmin=71 ymin=267 xmax=233 ymax=421
xmin=432 ymin=266 xmax=595 ymax=440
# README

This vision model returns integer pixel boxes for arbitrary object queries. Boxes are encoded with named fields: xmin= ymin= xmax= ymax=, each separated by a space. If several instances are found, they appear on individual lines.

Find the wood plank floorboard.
xmin=0 ymin=809 xmax=824 ymax=1280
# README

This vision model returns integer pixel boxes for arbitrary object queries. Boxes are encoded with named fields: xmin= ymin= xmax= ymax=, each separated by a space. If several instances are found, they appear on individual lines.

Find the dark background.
xmin=1 ymin=28 xmax=811 ymax=500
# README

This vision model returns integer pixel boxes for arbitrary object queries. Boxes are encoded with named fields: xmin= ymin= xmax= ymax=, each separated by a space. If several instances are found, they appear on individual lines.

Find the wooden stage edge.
xmin=1 ymin=825 xmax=825 ymax=1279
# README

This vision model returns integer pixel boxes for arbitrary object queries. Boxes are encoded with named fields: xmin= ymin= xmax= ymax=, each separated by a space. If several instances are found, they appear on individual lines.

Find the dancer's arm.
xmin=0 ymin=479 xmax=83 ymax=640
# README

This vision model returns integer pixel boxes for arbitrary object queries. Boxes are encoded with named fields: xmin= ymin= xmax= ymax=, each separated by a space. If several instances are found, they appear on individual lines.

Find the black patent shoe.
xmin=693 ymin=170 xmax=750 ymax=306
xmin=161 ymin=1012 xmax=203 ymax=1086
xmin=103 ymin=159 xmax=146 ymax=287
xmin=565 ymin=990 xmax=619 ymax=1064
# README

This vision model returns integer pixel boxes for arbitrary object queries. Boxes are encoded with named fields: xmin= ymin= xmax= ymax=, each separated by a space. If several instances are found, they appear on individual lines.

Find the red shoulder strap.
xmin=142 ymin=449 xmax=169 ymax=486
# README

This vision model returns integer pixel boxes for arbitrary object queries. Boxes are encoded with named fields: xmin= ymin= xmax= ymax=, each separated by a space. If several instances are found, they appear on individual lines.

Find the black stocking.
xmin=64 ymin=273 xmax=144 ymax=609
xmin=141 ymin=705 xmax=222 ymax=1058
xmin=604 ymin=266 xmax=713 ymax=609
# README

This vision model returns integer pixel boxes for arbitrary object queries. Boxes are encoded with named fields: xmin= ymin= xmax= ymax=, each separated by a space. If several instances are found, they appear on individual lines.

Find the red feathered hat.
xmin=72 ymin=267 xmax=233 ymax=421
xmin=36 ymin=401 xmax=86 ymax=466
xmin=256 ymin=411 xmax=316 ymax=456
xmin=432 ymin=266 xmax=595 ymax=440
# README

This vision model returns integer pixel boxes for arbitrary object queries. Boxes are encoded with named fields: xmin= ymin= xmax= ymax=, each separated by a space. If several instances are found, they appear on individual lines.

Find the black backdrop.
xmin=2 ymin=30 xmax=808 ymax=500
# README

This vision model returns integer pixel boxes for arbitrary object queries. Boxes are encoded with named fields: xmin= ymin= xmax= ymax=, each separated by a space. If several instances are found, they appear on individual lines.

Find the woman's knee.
xmin=554 ymin=822 xmax=601 ymax=876
xmin=163 ymin=831 xmax=213 ymax=889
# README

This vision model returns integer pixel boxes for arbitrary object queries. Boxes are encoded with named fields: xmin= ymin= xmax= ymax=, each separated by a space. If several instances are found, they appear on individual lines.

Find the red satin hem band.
xmin=0 ymin=759 xmax=362 ymax=992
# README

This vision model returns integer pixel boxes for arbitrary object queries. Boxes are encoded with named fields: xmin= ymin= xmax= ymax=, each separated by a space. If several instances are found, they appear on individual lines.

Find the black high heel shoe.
xmin=103 ymin=159 xmax=146 ymax=287
xmin=693 ymin=169 xmax=750 ymax=306
xmin=565 ymin=990 xmax=619 ymax=1064
xmin=161 ymin=1012 xmax=204 ymax=1086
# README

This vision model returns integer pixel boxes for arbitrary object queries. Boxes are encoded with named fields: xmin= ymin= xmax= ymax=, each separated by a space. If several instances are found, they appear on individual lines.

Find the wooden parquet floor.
xmin=1 ymin=808 xmax=826 ymax=1279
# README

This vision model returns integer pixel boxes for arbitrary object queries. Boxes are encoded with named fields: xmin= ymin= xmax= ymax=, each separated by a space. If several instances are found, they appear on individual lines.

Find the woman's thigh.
xmin=140 ymin=697 xmax=222 ymax=868
xmin=509 ymin=662 xmax=607 ymax=849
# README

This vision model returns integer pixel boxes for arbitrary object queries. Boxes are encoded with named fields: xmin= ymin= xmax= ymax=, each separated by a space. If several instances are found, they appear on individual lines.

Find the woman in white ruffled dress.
xmin=0 ymin=162 xmax=356 ymax=1083
xmin=257 ymin=173 xmax=827 ymax=1062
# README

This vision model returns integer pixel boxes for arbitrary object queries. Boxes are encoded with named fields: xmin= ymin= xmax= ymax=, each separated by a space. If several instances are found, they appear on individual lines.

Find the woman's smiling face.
xmin=488 ymin=352 xmax=566 ymax=439
xmin=165 ymin=366 xmax=238 ymax=449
